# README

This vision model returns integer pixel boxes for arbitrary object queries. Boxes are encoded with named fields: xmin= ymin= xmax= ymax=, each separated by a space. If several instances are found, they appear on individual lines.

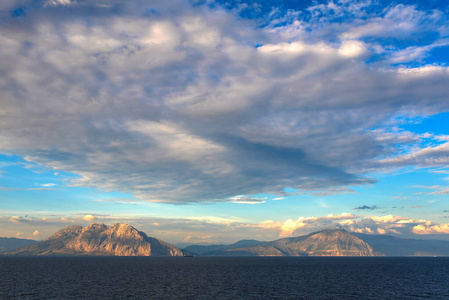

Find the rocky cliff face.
xmin=221 ymin=229 xmax=382 ymax=256
xmin=8 ymin=223 xmax=183 ymax=256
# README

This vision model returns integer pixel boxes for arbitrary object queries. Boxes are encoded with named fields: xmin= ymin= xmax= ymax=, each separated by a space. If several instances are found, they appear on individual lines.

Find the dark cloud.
xmin=1 ymin=0 xmax=449 ymax=203
xmin=353 ymin=205 xmax=380 ymax=210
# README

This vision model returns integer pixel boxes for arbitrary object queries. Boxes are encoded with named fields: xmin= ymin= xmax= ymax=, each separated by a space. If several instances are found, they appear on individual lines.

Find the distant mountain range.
xmin=185 ymin=239 xmax=261 ymax=255
xmin=4 ymin=223 xmax=183 ymax=256
xmin=353 ymin=233 xmax=449 ymax=256
xmin=186 ymin=229 xmax=382 ymax=256
xmin=3 ymin=224 xmax=449 ymax=256
xmin=186 ymin=230 xmax=449 ymax=257
xmin=0 ymin=237 xmax=37 ymax=253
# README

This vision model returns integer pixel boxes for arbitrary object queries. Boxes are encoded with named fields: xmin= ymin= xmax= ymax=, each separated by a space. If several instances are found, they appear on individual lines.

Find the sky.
xmin=1 ymin=0 xmax=449 ymax=245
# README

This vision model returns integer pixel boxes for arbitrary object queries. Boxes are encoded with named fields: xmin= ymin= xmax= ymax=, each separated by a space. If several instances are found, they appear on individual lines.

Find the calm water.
xmin=1 ymin=256 xmax=448 ymax=299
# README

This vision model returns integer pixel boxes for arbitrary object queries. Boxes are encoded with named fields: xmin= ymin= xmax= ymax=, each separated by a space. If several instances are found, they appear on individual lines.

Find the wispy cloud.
xmin=229 ymin=195 xmax=266 ymax=204
xmin=0 ymin=186 xmax=56 ymax=191
xmin=41 ymin=183 xmax=56 ymax=187
xmin=412 ymin=185 xmax=449 ymax=195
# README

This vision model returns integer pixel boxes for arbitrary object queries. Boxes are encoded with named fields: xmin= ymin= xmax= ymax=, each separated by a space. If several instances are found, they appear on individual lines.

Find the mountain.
xmin=0 ymin=237 xmax=38 ymax=252
xmin=198 ymin=229 xmax=382 ymax=256
xmin=5 ymin=223 xmax=183 ymax=256
xmin=185 ymin=239 xmax=261 ymax=255
xmin=354 ymin=233 xmax=449 ymax=256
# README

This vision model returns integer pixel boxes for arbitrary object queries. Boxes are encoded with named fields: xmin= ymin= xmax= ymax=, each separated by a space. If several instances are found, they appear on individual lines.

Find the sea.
xmin=1 ymin=256 xmax=448 ymax=299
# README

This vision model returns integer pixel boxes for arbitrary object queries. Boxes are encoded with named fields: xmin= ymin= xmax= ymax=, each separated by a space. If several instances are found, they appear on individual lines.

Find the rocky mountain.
xmin=6 ymin=223 xmax=183 ymax=256
xmin=0 ymin=237 xmax=37 ymax=252
xmin=193 ymin=229 xmax=382 ymax=256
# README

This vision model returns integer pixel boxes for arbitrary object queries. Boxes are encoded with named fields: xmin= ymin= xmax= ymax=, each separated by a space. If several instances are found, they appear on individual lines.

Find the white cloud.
xmin=45 ymin=0 xmax=73 ymax=7
xmin=9 ymin=216 xmax=20 ymax=223
xmin=339 ymin=214 xmax=449 ymax=237
xmin=0 ymin=0 xmax=448 ymax=203
xmin=229 ymin=195 xmax=266 ymax=204
xmin=258 ymin=212 xmax=449 ymax=239
xmin=82 ymin=215 xmax=96 ymax=221
xmin=260 ymin=213 xmax=358 ymax=237
xmin=413 ymin=223 xmax=449 ymax=234
xmin=42 ymin=183 xmax=56 ymax=187
xmin=338 ymin=40 xmax=367 ymax=57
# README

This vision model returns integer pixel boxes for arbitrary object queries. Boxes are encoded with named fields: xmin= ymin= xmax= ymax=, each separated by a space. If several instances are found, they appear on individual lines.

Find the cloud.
xmin=9 ymin=216 xmax=21 ymax=223
xmin=0 ymin=1 xmax=449 ymax=203
xmin=41 ymin=183 xmax=56 ymax=187
xmin=0 ymin=214 xmax=270 ymax=243
xmin=0 ymin=186 xmax=55 ymax=191
xmin=311 ymin=187 xmax=357 ymax=197
xmin=412 ymin=185 xmax=449 ymax=195
xmin=272 ymin=197 xmax=284 ymax=201
xmin=1 ymin=211 xmax=449 ymax=243
xmin=338 ymin=40 xmax=367 ymax=57
xmin=378 ymin=140 xmax=449 ymax=169
xmin=337 ymin=214 xmax=449 ymax=237
xmin=229 ymin=195 xmax=266 ymax=204
xmin=353 ymin=205 xmax=379 ymax=210
xmin=82 ymin=215 xmax=96 ymax=221
xmin=413 ymin=223 xmax=449 ymax=235
xmin=260 ymin=213 xmax=358 ymax=236
xmin=258 ymin=212 xmax=449 ymax=239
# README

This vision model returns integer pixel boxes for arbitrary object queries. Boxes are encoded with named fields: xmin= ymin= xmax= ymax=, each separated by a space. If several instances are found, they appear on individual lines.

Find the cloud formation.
xmin=2 ymin=211 xmax=449 ymax=243
xmin=260 ymin=213 xmax=449 ymax=238
xmin=1 ymin=1 xmax=449 ymax=203
xmin=260 ymin=213 xmax=358 ymax=236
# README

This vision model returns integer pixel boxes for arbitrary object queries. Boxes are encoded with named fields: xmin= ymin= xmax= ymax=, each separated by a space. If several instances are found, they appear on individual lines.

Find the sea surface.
xmin=1 ymin=256 xmax=448 ymax=299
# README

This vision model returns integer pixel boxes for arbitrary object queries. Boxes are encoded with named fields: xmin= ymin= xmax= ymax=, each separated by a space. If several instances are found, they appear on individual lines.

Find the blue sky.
xmin=1 ymin=0 xmax=449 ymax=244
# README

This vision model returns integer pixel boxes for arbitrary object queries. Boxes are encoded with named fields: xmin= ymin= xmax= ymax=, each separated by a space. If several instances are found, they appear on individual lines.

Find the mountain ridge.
xmin=187 ymin=229 xmax=382 ymax=256
xmin=186 ymin=230 xmax=449 ymax=257
xmin=6 ymin=225 xmax=449 ymax=257
xmin=0 ymin=237 xmax=38 ymax=253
